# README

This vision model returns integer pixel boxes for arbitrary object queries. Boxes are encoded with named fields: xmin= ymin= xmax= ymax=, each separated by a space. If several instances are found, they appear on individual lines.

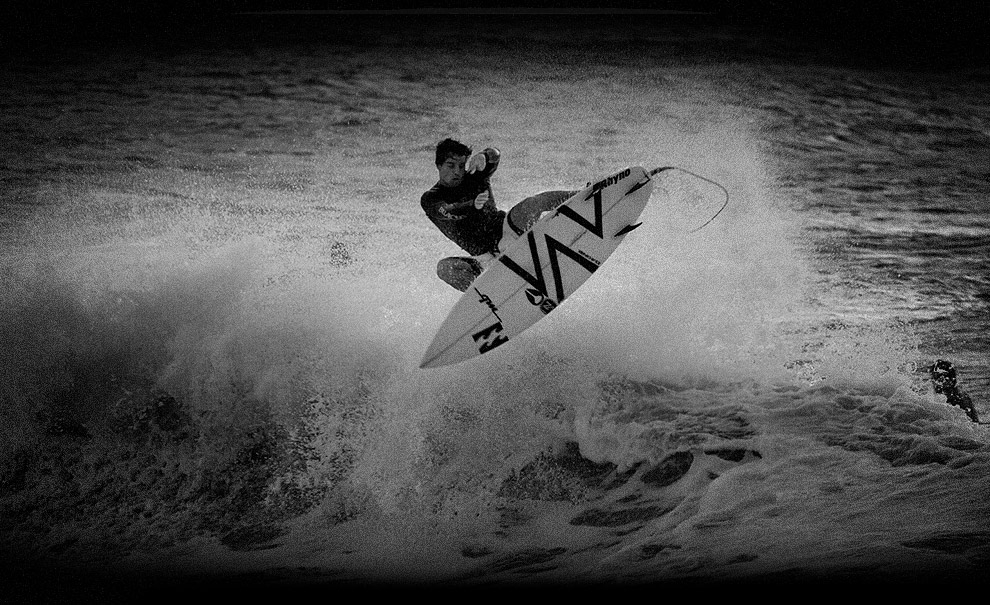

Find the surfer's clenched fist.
xmin=465 ymin=152 xmax=487 ymax=173
xmin=473 ymin=190 xmax=490 ymax=209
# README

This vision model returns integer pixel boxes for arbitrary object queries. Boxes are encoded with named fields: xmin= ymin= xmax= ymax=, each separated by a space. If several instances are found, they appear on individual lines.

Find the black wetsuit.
xmin=420 ymin=148 xmax=504 ymax=257
xmin=931 ymin=359 xmax=980 ymax=422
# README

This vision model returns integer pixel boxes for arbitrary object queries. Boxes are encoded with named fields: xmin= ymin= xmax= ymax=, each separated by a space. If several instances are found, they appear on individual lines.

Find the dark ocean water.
xmin=1 ymin=9 xmax=989 ymax=598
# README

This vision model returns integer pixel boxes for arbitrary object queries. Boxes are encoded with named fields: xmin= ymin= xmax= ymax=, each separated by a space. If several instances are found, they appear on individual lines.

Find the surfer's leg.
xmin=436 ymin=255 xmax=491 ymax=292
xmin=497 ymin=214 xmax=519 ymax=252
xmin=506 ymin=190 xmax=576 ymax=236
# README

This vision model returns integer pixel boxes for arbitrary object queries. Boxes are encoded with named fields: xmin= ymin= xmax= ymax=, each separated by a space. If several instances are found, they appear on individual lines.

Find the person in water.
xmin=930 ymin=359 xmax=980 ymax=423
xmin=421 ymin=138 xmax=575 ymax=291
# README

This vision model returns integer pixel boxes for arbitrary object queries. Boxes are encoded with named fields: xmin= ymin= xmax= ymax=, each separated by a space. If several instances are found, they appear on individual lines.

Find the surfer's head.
xmin=436 ymin=138 xmax=471 ymax=188
xmin=930 ymin=359 xmax=958 ymax=393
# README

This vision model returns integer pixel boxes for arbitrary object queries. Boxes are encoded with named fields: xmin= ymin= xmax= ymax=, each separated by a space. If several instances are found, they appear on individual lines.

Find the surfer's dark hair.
xmin=435 ymin=138 xmax=471 ymax=165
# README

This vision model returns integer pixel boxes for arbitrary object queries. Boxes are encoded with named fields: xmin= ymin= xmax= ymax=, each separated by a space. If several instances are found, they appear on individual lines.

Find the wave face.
xmin=2 ymin=15 xmax=988 ymax=592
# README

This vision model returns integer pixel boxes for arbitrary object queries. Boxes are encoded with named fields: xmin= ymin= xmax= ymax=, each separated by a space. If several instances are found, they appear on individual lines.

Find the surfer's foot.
xmin=437 ymin=256 xmax=484 ymax=292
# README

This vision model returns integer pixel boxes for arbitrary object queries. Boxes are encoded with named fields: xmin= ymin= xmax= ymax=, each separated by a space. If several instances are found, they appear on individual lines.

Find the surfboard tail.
xmin=648 ymin=165 xmax=729 ymax=233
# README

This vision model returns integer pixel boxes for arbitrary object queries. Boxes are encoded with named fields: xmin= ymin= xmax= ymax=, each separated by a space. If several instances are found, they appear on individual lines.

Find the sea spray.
xmin=0 ymin=240 xmax=421 ymax=556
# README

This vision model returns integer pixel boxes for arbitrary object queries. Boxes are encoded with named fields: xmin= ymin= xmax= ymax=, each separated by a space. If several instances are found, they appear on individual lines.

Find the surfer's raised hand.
xmin=473 ymin=190 xmax=490 ymax=209
xmin=465 ymin=152 xmax=487 ymax=173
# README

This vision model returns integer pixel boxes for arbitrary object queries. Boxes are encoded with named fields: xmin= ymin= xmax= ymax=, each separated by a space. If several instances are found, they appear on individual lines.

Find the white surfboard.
xmin=420 ymin=165 xmax=656 ymax=369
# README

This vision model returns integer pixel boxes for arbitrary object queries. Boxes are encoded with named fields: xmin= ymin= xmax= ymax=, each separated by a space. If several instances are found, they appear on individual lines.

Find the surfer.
xmin=421 ymin=138 xmax=575 ymax=291
xmin=929 ymin=359 xmax=980 ymax=423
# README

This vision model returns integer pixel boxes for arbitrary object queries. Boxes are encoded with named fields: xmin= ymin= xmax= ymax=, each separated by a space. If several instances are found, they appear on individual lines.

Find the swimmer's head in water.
xmin=930 ymin=359 xmax=958 ymax=394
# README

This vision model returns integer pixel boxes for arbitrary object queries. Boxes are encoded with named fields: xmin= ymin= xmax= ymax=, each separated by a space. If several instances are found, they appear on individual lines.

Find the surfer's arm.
xmin=439 ymin=198 xmax=478 ymax=218
xmin=466 ymin=147 xmax=500 ymax=177
xmin=481 ymin=147 xmax=500 ymax=177
xmin=422 ymin=189 xmax=474 ymax=221
xmin=956 ymin=391 xmax=980 ymax=422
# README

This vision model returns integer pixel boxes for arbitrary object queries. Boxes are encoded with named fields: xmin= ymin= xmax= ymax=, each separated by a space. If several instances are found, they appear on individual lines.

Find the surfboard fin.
xmin=614 ymin=222 xmax=642 ymax=237
xmin=625 ymin=178 xmax=650 ymax=196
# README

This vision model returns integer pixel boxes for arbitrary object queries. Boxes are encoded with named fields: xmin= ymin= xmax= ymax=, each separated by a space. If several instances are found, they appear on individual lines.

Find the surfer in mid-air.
xmin=930 ymin=359 xmax=980 ymax=423
xmin=421 ymin=138 xmax=575 ymax=291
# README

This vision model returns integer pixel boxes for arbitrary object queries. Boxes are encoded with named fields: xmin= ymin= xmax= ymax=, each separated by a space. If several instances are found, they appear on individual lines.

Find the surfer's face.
xmin=438 ymin=154 xmax=467 ymax=188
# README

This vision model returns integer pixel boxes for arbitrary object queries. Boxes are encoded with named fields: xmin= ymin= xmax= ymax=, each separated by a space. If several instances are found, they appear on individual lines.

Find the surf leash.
xmin=649 ymin=166 xmax=729 ymax=233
